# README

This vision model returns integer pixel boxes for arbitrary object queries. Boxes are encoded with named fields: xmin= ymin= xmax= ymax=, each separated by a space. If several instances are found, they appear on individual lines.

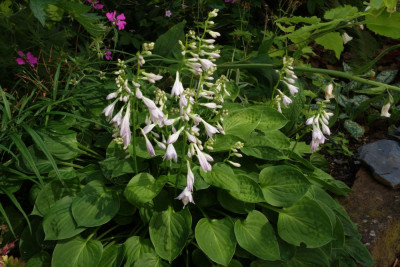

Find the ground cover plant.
xmin=1 ymin=0 xmax=400 ymax=266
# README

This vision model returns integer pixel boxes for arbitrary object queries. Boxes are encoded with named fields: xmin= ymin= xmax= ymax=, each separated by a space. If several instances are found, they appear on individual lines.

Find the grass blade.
xmin=0 ymin=202 xmax=15 ymax=237
xmin=9 ymin=133 xmax=44 ymax=186
xmin=0 ymin=188 xmax=31 ymax=233
xmin=0 ymin=86 xmax=12 ymax=125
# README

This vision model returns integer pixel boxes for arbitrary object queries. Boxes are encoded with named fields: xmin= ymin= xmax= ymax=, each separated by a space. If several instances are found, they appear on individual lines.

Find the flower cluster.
xmin=104 ymin=47 xmax=112 ymax=60
xmin=102 ymin=9 xmax=229 ymax=208
xmin=106 ymin=11 xmax=126 ymax=30
xmin=273 ymin=57 xmax=298 ymax=113
xmin=16 ymin=51 xmax=38 ymax=67
xmin=87 ymin=0 xmax=103 ymax=9
xmin=306 ymin=108 xmax=334 ymax=152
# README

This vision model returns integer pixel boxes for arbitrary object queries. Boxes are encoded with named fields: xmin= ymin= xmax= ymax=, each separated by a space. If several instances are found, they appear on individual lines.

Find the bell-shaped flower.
xmin=342 ymin=32 xmax=353 ymax=44
xmin=141 ymin=129 xmax=156 ymax=156
xmin=171 ymin=71 xmax=184 ymax=97
xmin=164 ymin=144 xmax=178 ymax=162
xmin=208 ymin=30 xmax=220 ymax=38
xmin=167 ymin=127 xmax=184 ymax=144
xmin=381 ymin=102 xmax=391 ymax=118
xmin=110 ymin=106 xmax=124 ymax=126
xmin=186 ymin=161 xmax=194 ymax=191
xmin=106 ymin=92 xmax=118 ymax=100
xmin=143 ymin=123 xmax=156 ymax=134
xmin=325 ymin=83 xmax=335 ymax=100
xmin=154 ymin=139 xmax=166 ymax=150
xmin=282 ymin=95 xmax=292 ymax=107
xmin=201 ymin=119 xmax=219 ymax=139
xmin=305 ymin=116 xmax=314 ymax=125
xmin=120 ymin=103 xmax=131 ymax=148
xmin=199 ymin=58 xmax=215 ymax=72
xmin=283 ymin=81 xmax=298 ymax=95
xmin=103 ymin=99 xmax=118 ymax=118
xmin=176 ymin=187 xmax=195 ymax=208
xmin=194 ymin=144 xmax=211 ymax=171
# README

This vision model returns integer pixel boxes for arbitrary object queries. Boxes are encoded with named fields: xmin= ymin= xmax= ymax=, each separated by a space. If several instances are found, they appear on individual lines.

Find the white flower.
xmin=282 ymin=95 xmax=292 ymax=107
xmin=142 ymin=96 xmax=158 ymax=110
xmin=120 ymin=103 xmax=131 ymax=149
xmin=321 ymin=123 xmax=331 ymax=136
xmin=342 ymin=33 xmax=353 ymax=44
xmin=208 ymin=30 xmax=220 ymax=38
xmin=110 ymin=107 xmax=124 ymax=126
xmin=186 ymin=161 xmax=194 ymax=191
xmin=171 ymin=71 xmax=184 ymax=97
xmin=199 ymin=103 xmax=221 ymax=109
xmin=199 ymin=58 xmax=215 ymax=72
xmin=164 ymin=144 xmax=178 ymax=162
xmin=136 ymin=87 xmax=143 ymax=99
xmin=154 ymin=139 xmax=166 ymax=150
xmin=194 ymin=144 xmax=212 ymax=171
xmin=325 ymin=83 xmax=334 ymax=100
xmin=283 ymin=81 xmax=299 ymax=95
xmin=306 ymin=116 xmax=314 ymax=125
xmin=176 ymin=187 xmax=194 ymax=208
xmin=381 ymin=102 xmax=391 ymax=118
xmin=201 ymin=119 xmax=219 ymax=138
xmin=143 ymin=124 xmax=156 ymax=134
xmin=102 ymin=99 xmax=118 ymax=118
xmin=227 ymin=160 xmax=241 ymax=168
xmin=141 ymin=129 xmax=156 ymax=156
xmin=106 ymin=92 xmax=118 ymax=100
xmin=167 ymin=127 xmax=184 ymax=144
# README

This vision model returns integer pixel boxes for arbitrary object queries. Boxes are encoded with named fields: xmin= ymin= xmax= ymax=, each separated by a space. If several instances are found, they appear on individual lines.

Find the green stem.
xmin=218 ymin=63 xmax=400 ymax=92
xmin=97 ymin=224 xmax=120 ymax=240
xmin=257 ymin=203 xmax=282 ymax=213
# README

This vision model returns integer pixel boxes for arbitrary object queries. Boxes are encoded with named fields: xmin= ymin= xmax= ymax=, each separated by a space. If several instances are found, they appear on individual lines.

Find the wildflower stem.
xmin=218 ymin=63 xmax=400 ymax=92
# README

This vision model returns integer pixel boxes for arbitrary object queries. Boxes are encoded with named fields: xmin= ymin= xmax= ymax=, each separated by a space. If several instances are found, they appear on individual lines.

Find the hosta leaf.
xmin=195 ymin=217 xmax=236 ymax=266
xmin=149 ymin=208 xmax=191 ymax=262
xmin=133 ymin=254 xmax=169 ymax=267
xmin=217 ymin=190 xmax=255 ymax=214
xmin=366 ymin=10 xmax=400 ymax=39
xmin=52 ymin=236 xmax=103 ymax=267
xmin=203 ymin=163 xmax=241 ymax=192
xmin=259 ymin=165 xmax=310 ymax=207
xmin=98 ymin=244 xmax=124 ymax=267
xmin=71 ymin=180 xmax=119 ymax=227
xmin=223 ymin=108 xmax=261 ymax=138
xmin=241 ymin=146 xmax=287 ymax=161
xmin=252 ymin=105 xmax=288 ymax=132
xmin=344 ymin=237 xmax=374 ymax=266
xmin=278 ymin=198 xmax=333 ymax=248
xmin=124 ymin=173 xmax=167 ymax=207
xmin=228 ymin=174 xmax=264 ymax=203
xmin=234 ymin=210 xmax=280 ymax=260
xmin=43 ymin=196 xmax=85 ymax=240
xmin=124 ymin=236 xmax=155 ymax=267
xmin=287 ymin=246 xmax=330 ymax=266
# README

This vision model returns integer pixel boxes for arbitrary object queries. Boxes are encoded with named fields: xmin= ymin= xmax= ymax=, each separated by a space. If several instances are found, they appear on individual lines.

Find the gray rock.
xmin=358 ymin=139 xmax=400 ymax=188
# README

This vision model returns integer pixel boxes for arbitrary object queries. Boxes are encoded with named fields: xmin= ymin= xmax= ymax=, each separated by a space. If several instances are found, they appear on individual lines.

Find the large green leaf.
xmin=153 ymin=21 xmax=186 ymax=58
xmin=149 ymin=208 xmax=191 ymax=262
xmin=366 ymin=10 xmax=400 ymax=39
xmin=234 ymin=210 xmax=280 ymax=260
xmin=195 ymin=217 xmax=236 ymax=266
xmin=241 ymin=146 xmax=287 ymax=161
xmin=223 ymin=108 xmax=261 ymax=138
xmin=315 ymin=32 xmax=344 ymax=59
xmin=40 ymin=130 xmax=79 ymax=161
xmin=286 ymin=246 xmax=330 ymax=266
xmin=251 ymin=105 xmax=288 ymax=132
xmin=33 ymin=178 xmax=81 ymax=216
xmin=217 ymin=190 xmax=255 ymax=214
xmin=98 ymin=244 xmax=124 ymax=267
xmin=278 ymin=198 xmax=333 ymax=248
xmin=203 ymin=163 xmax=241 ymax=192
xmin=52 ymin=236 xmax=103 ymax=267
xmin=259 ymin=165 xmax=310 ymax=207
xmin=124 ymin=173 xmax=167 ymax=207
xmin=124 ymin=236 xmax=155 ymax=267
xmin=133 ymin=254 xmax=169 ymax=267
xmin=324 ymin=5 xmax=358 ymax=20
xmin=71 ymin=180 xmax=120 ymax=227
xmin=244 ymin=131 xmax=290 ymax=149
xmin=30 ymin=0 xmax=52 ymax=26
xmin=344 ymin=237 xmax=374 ymax=266
xmin=43 ymin=196 xmax=85 ymax=240
xmin=228 ymin=174 xmax=264 ymax=203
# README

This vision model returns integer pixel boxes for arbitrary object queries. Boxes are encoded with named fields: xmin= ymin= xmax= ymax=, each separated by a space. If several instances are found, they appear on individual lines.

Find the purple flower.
xmin=106 ymin=11 xmax=127 ymax=30
xmin=165 ymin=10 xmax=172 ymax=17
xmin=164 ymin=144 xmax=178 ymax=162
xmin=88 ymin=0 xmax=104 ymax=9
xmin=176 ymin=187 xmax=194 ymax=208
xmin=104 ymin=46 xmax=112 ymax=60
xmin=16 ymin=51 xmax=38 ymax=67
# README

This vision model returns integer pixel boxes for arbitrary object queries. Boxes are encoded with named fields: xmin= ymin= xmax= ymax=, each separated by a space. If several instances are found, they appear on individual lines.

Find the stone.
xmin=338 ymin=168 xmax=400 ymax=267
xmin=358 ymin=139 xmax=400 ymax=188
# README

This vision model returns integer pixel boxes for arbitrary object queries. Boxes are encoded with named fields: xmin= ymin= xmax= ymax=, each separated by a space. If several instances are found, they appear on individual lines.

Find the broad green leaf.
xmin=212 ymin=134 xmax=243 ymax=152
xmin=223 ymin=108 xmax=261 ymax=138
xmin=124 ymin=236 xmax=155 ymax=267
xmin=98 ymin=244 xmax=124 ymax=267
xmin=324 ymin=5 xmax=358 ymax=20
xmin=43 ymin=196 xmax=85 ymax=240
xmin=259 ymin=165 xmax=310 ymax=207
xmin=217 ymin=190 xmax=255 ymax=214
xmin=366 ymin=10 xmax=400 ymax=39
xmin=195 ymin=217 xmax=236 ymax=266
xmin=277 ymin=15 xmax=321 ymax=25
xmin=245 ymin=131 xmax=290 ymax=149
xmin=149 ymin=208 xmax=191 ymax=262
xmin=384 ymin=0 xmax=398 ymax=12
xmin=203 ymin=163 xmax=240 ymax=192
xmin=133 ymin=254 xmax=169 ymax=267
xmin=278 ymin=198 xmax=333 ymax=248
xmin=234 ymin=210 xmax=280 ymax=260
xmin=224 ymin=81 xmax=240 ymax=100
xmin=75 ymin=13 xmax=107 ymax=38
xmin=344 ymin=237 xmax=374 ymax=266
xmin=124 ymin=173 xmax=167 ymax=207
xmin=241 ymin=146 xmax=287 ymax=161
xmin=33 ymin=178 xmax=81 ymax=216
xmin=25 ymin=251 xmax=51 ymax=267
xmin=30 ymin=0 xmax=52 ymax=26
xmin=71 ymin=180 xmax=119 ymax=227
xmin=153 ymin=21 xmax=186 ymax=58
xmin=286 ymin=246 xmax=330 ymax=266
xmin=251 ymin=105 xmax=288 ymax=132
xmin=52 ymin=236 xmax=103 ymax=267
xmin=40 ymin=130 xmax=79 ymax=161
xmin=315 ymin=32 xmax=344 ymax=59
xmin=307 ymin=168 xmax=351 ymax=196
xmin=344 ymin=120 xmax=364 ymax=140
xmin=228 ymin=174 xmax=264 ymax=203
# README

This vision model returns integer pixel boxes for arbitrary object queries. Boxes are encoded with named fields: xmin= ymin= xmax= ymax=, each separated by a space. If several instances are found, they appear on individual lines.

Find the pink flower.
xmin=88 ymin=0 xmax=104 ymax=9
xmin=106 ymin=11 xmax=127 ymax=30
xmin=165 ymin=10 xmax=172 ymax=17
xmin=104 ymin=46 xmax=112 ymax=60
xmin=16 ymin=51 xmax=38 ymax=67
